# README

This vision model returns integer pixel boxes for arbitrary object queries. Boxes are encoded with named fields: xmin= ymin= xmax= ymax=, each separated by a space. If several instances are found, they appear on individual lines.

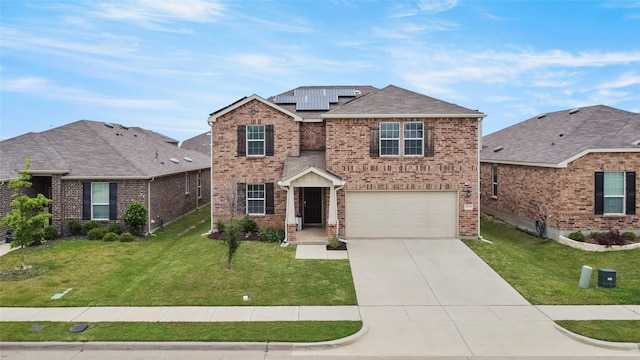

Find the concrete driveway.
xmin=294 ymin=239 xmax=635 ymax=357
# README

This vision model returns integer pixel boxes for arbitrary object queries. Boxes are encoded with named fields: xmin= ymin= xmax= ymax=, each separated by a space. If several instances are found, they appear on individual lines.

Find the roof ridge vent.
xmin=183 ymin=157 xmax=193 ymax=162
xmin=493 ymin=146 xmax=504 ymax=153
xmin=537 ymin=113 xmax=546 ymax=119
xmin=568 ymin=108 xmax=580 ymax=115
xmin=104 ymin=123 xmax=114 ymax=128
xmin=170 ymin=158 xmax=180 ymax=164
xmin=120 ymin=125 xmax=129 ymax=130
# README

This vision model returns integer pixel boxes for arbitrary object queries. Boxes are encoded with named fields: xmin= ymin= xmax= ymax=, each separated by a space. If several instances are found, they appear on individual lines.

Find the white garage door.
xmin=346 ymin=191 xmax=457 ymax=239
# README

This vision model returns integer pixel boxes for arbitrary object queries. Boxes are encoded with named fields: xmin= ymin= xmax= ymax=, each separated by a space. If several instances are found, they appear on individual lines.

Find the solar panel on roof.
xmin=275 ymin=88 xmax=357 ymax=110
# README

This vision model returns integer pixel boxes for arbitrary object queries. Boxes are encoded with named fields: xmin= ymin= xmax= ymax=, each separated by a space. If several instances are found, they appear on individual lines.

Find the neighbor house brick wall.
xmin=300 ymin=122 xmax=326 ymax=150
xmin=326 ymin=117 xmax=480 ymax=238
xmin=481 ymin=151 xmax=640 ymax=235
xmin=211 ymin=99 xmax=299 ymax=229
xmin=0 ymin=183 xmax=13 ymax=240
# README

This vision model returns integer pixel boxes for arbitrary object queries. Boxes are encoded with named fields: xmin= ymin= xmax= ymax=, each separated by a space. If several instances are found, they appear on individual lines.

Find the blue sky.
xmin=1 ymin=0 xmax=639 ymax=143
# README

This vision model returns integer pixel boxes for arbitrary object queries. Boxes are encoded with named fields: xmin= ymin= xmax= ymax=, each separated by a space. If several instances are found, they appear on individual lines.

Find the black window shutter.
xmin=425 ymin=126 xmax=435 ymax=157
xmin=109 ymin=183 xmax=118 ymax=220
xmin=265 ymin=183 xmax=275 ymax=214
xmin=237 ymin=182 xmax=246 ymax=215
xmin=594 ymin=172 xmax=604 ymax=215
xmin=82 ymin=182 xmax=91 ymax=220
xmin=370 ymin=127 xmax=379 ymax=158
xmin=265 ymin=125 xmax=274 ymax=156
xmin=237 ymin=125 xmax=246 ymax=157
xmin=626 ymin=171 xmax=636 ymax=215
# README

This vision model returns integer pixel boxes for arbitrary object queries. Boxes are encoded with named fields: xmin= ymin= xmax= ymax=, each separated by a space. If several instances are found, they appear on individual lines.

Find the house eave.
xmin=322 ymin=113 xmax=486 ymax=119
xmin=278 ymin=166 xmax=345 ymax=187
xmin=208 ymin=95 xmax=303 ymax=124
xmin=481 ymin=148 xmax=640 ymax=169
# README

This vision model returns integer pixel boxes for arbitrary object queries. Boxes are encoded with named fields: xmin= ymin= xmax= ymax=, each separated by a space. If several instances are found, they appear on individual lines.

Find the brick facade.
xmin=481 ymin=152 xmax=640 ymax=237
xmin=300 ymin=122 xmax=326 ymax=150
xmin=326 ymin=117 xmax=480 ymax=237
xmin=211 ymin=99 xmax=299 ymax=228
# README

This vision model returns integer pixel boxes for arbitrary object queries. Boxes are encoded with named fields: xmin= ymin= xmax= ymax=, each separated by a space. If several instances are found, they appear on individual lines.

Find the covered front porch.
xmin=278 ymin=151 xmax=345 ymax=243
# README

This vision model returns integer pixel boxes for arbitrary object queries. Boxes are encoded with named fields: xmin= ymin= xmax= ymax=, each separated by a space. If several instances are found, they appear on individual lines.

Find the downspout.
xmin=208 ymin=118 xmax=215 ymax=234
xmin=148 ymin=177 xmax=155 ymax=234
xmin=477 ymin=117 xmax=483 ymax=238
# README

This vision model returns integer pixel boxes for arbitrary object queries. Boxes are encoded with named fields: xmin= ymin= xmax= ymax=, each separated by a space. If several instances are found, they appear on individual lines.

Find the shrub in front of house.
xmin=68 ymin=220 xmax=83 ymax=236
xmin=623 ymin=232 xmax=637 ymax=242
xmin=107 ymin=222 xmax=123 ymax=235
xmin=87 ymin=227 xmax=107 ymax=240
xmin=43 ymin=226 xmax=59 ymax=241
xmin=258 ymin=227 xmax=285 ymax=243
xmin=239 ymin=214 xmax=258 ymax=233
xmin=567 ymin=231 xmax=585 ymax=242
xmin=82 ymin=221 xmax=101 ymax=236
xmin=123 ymin=201 xmax=148 ymax=236
xmin=103 ymin=232 xmax=119 ymax=242
xmin=216 ymin=219 xmax=226 ymax=233
xmin=594 ymin=229 xmax=626 ymax=247
xmin=119 ymin=232 xmax=134 ymax=242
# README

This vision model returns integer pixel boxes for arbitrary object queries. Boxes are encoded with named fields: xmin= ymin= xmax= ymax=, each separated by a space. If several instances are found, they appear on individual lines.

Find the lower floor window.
xmin=92 ymin=182 xmax=110 ymax=220
xmin=247 ymin=184 xmax=265 ymax=214
xmin=603 ymin=171 xmax=624 ymax=214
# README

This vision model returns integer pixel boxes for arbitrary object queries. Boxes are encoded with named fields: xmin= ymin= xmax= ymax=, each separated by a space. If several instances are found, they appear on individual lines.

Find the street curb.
xmin=0 ymin=324 xmax=367 ymax=351
xmin=554 ymin=324 xmax=640 ymax=352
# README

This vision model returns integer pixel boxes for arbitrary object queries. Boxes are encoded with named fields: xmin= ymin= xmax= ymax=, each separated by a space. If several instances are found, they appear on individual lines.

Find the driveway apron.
xmin=294 ymin=239 xmax=635 ymax=357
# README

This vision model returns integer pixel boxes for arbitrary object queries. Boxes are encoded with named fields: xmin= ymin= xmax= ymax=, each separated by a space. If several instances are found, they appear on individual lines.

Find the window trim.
xmin=246 ymin=125 xmax=266 ymax=157
xmin=246 ymin=184 xmax=266 ymax=215
xmin=603 ymin=171 xmax=625 ymax=215
xmin=91 ymin=182 xmax=110 ymax=220
xmin=379 ymin=122 xmax=401 ymax=157
xmin=403 ymin=122 xmax=424 ymax=157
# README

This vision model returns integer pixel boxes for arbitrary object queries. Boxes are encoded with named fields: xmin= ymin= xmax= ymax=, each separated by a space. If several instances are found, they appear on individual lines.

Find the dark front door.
xmin=303 ymin=187 xmax=322 ymax=224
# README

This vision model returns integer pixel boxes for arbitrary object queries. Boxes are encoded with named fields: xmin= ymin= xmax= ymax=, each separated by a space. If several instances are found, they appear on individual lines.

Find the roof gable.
xmin=208 ymin=95 xmax=302 ymax=123
xmin=481 ymin=105 xmax=640 ymax=167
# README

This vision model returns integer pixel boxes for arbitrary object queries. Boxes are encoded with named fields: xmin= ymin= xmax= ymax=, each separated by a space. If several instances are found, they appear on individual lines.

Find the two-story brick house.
xmin=208 ymin=85 xmax=485 ymax=241
xmin=480 ymin=105 xmax=639 ymax=239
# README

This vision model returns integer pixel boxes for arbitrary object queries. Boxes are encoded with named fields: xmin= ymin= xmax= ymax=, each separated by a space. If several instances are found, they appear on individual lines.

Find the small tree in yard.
xmin=122 ymin=201 xmax=148 ymax=236
xmin=219 ymin=178 xmax=243 ymax=269
xmin=0 ymin=159 xmax=52 ymax=269
xmin=224 ymin=219 xmax=241 ymax=269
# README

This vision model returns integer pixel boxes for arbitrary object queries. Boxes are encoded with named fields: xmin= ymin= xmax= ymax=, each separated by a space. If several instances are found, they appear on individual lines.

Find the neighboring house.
xmin=480 ymin=105 xmax=640 ymax=239
xmin=181 ymin=131 xmax=211 ymax=156
xmin=0 ymin=120 xmax=211 ymax=236
xmin=208 ymin=85 xmax=485 ymax=241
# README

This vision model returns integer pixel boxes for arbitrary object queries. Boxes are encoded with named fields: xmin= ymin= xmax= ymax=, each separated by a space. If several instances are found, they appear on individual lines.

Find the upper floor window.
xmin=237 ymin=125 xmax=274 ymax=157
xmin=595 ymin=171 xmax=636 ymax=215
xmin=374 ymin=121 xmax=431 ymax=157
xmin=380 ymin=122 xmax=400 ymax=156
xmin=247 ymin=125 xmax=265 ymax=156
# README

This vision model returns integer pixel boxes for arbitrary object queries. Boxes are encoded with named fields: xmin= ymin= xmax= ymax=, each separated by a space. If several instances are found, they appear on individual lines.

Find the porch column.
xmin=327 ymin=186 xmax=337 ymax=236
xmin=286 ymin=185 xmax=297 ymax=241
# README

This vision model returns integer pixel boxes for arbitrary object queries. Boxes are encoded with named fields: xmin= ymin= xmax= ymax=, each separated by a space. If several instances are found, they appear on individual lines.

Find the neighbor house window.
xmin=197 ymin=171 xmax=202 ymax=199
xmin=595 ymin=171 xmax=636 ymax=215
xmin=91 ymin=182 xmax=110 ymax=220
xmin=404 ymin=122 xmax=424 ymax=156
xmin=491 ymin=164 xmax=498 ymax=197
xmin=380 ymin=122 xmax=400 ymax=156
xmin=603 ymin=172 xmax=624 ymax=214
xmin=185 ymin=173 xmax=190 ymax=194
xmin=247 ymin=125 xmax=265 ymax=156
xmin=247 ymin=184 xmax=265 ymax=214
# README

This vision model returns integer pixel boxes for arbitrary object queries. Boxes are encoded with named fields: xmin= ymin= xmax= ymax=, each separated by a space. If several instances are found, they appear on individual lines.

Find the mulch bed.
xmin=326 ymin=243 xmax=347 ymax=250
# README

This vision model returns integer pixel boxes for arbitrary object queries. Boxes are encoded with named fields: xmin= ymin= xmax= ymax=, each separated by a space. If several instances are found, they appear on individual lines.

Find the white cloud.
xmin=418 ymin=0 xmax=459 ymax=14
xmin=97 ymin=0 xmax=223 ymax=23
xmin=2 ymin=77 xmax=173 ymax=109
xmin=597 ymin=72 xmax=640 ymax=89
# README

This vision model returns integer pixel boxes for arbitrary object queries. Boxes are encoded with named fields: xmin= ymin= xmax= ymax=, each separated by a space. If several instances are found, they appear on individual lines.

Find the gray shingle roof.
xmin=325 ymin=85 xmax=484 ymax=117
xmin=282 ymin=150 xmax=328 ymax=180
xmin=0 ymin=120 xmax=210 ymax=180
xmin=481 ymin=105 xmax=640 ymax=166
xmin=181 ymin=131 xmax=211 ymax=156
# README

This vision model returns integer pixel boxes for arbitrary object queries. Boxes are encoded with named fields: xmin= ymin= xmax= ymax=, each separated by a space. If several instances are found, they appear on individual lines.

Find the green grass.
xmin=556 ymin=320 xmax=640 ymax=343
xmin=467 ymin=216 xmax=640 ymax=305
xmin=0 ymin=321 xmax=363 ymax=342
xmin=0 ymin=205 xmax=357 ymax=307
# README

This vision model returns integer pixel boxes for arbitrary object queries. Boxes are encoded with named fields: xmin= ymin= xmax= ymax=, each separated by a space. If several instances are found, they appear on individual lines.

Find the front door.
xmin=303 ymin=187 xmax=322 ymax=224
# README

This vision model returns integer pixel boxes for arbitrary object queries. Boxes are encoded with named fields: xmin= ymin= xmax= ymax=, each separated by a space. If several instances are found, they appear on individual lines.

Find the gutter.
xmin=322 ymin=113 xmax=487 ymax=119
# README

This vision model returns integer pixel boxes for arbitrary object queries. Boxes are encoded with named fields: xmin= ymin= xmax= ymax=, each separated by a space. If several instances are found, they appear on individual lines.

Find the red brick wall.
xmin=481 ymin=152 xmax=640 ymax=235
xmin=211 ymin=99 xmax=299 ymax=228
xmin=300 ymin=122 xmax=326 ymax=150
xmin=326 ymin=117 xmax=480 ymax=237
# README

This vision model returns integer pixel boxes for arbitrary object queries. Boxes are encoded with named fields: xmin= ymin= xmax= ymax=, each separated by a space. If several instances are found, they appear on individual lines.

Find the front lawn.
xmin=467 ymin=216 xmax=640 ymax=305
xmin=0 ymin=206 xmax=357 ymax=307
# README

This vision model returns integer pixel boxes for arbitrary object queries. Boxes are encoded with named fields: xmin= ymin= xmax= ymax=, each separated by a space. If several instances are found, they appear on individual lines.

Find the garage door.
xmin=346 ymin=191 xmax=457 ymax=238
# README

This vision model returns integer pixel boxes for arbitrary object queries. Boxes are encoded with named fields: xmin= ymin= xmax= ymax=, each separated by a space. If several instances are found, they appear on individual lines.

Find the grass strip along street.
xmin=467 ymin=216 xmax=640 ymax=343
